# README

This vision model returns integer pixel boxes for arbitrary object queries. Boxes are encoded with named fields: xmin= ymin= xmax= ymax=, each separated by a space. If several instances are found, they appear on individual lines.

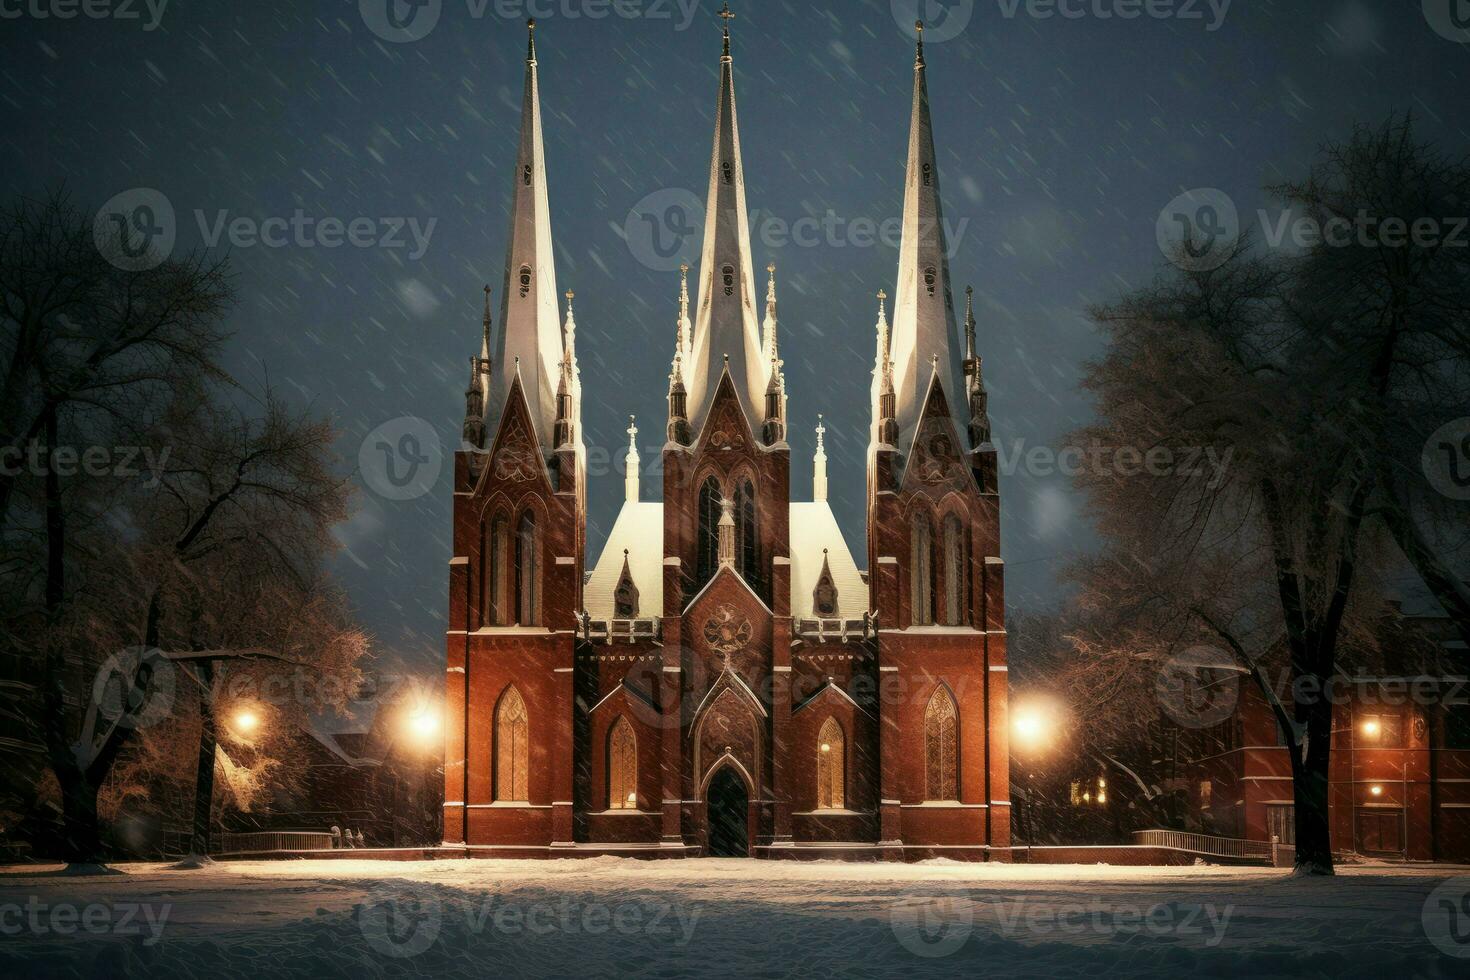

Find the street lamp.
xmin=408 ymin=707 xmax=439 ymax=742
xmin=232 ymin=708 xmax=260 ymax=735
xmin=1011 ymin=700 xmax=1061 ymax=849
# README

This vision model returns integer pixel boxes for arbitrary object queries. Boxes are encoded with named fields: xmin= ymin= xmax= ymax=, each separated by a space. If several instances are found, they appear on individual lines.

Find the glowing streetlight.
xmin=233 ymin=709 xmax=260 ymax=734
xmin=1369 ymin=784 xmax=1383 ymax=797
xmin=1361 ymin=719 xmax=1380 ymax=738
xmin=408 ymin=708 xmax=439 ymax=741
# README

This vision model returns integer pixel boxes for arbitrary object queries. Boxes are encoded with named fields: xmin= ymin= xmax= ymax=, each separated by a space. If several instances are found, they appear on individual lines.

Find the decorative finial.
xmin=565 ymin=288 xmax=575 ymax=306
xmin=527 ymin=17 xmax=537 ymax=63
xmin=815 ymin=414 xmax=826 ymax=449
xmin=915 ymin=20 xmax=925 ymax=69
xmin=720 ymin=2 xmax=734 ymax=58
xmin=628 ymin=414 xmax=638 ymax=444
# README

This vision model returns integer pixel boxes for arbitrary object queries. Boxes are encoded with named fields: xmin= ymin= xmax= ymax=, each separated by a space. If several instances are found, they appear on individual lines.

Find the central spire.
xmin=487 ymin=17 xmax=564 ymax=456
xmin=686 ymin=1 xmax=768 ymax=436
xmin=882 ymin=20 xmax=967 ymax=455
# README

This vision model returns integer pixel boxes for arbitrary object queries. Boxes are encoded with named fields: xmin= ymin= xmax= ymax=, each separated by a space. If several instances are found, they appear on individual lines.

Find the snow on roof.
xmin=584 ymin=502 xmax=664 ymax=620
xmin=789 ymin=502 xmax=867 ymax=620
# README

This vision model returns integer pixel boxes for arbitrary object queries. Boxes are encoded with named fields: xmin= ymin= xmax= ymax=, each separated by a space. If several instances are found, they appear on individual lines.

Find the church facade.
xmin=443 ymin=14 xmax=1010 ymax=861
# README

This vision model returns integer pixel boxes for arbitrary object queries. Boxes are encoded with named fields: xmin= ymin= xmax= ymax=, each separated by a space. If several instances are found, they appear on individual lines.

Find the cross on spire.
xmin=527 ymin=17 xmax=537 ymax=63
xmin=720 ymin=2 xmax=735 ymax=58
xmin=915 ymin=20 xmax=925 ymax=68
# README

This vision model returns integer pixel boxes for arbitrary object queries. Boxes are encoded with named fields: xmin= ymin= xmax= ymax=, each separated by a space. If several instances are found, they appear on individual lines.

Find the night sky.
xmin=5 ymin=0 xmax=1468 ymax=680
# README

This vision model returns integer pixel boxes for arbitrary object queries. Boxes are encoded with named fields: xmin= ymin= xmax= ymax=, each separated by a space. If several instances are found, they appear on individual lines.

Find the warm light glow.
xmin=821 ymin=743 xmax=831 ymax=753
xmin=233 ymin=709 xmax=259 ymax=734
xmin=1362 ymin=720 xmax=1380 ymax=737
xmin=1097 ymin=792 xmax=1108 ymax=805
xmin=627 ymin=792 xmax=637 ymax=804
xmin=408 ymin=708 xmax=439 ymax=740
xmin=1014 ymin=713 xmax=1043 ymax=742
xmin=1369 ymin=784 xmax=1383 ymax=797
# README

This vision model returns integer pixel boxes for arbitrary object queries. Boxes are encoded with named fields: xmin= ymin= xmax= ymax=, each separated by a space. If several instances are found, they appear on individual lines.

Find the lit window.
xmin=608 ymin=717 xmax=637 ymax=810
xmin=924 ymin=687 xmax=958 ymax=801
xmin=817 ymin=717 xmax=845 ymax=810
xmin=494 ymin=686 xmax=529 ymax=802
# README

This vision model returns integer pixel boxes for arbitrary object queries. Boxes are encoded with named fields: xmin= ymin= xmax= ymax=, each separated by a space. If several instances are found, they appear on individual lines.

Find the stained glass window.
xmin=924 ymin=687 xmax=958 ymax=801
xmin=608 ymin=717 xmax=637 ymax=810
xmin=495 ymin=686 xmax=529 ymax=802
xmin=817 ymin=717 xmax=845 ymax=810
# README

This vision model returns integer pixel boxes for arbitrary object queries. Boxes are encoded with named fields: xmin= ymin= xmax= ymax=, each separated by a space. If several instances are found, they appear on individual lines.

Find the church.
xmin=443 ymin=10 xmax=1010 ymax=861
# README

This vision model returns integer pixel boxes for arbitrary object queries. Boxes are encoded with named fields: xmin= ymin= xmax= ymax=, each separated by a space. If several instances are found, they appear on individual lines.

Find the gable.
xmin=901 ymin=370 xmax=977 ymax=497
xmin=695 ymin=370 xmax=757 ymax=455
xmin=477 ymin=372 xmax=553 ymax=497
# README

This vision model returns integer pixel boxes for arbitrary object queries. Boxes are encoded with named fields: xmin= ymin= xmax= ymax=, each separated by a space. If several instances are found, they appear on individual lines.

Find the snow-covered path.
xmin=2 ymin=858 xmax=1467 ymax=978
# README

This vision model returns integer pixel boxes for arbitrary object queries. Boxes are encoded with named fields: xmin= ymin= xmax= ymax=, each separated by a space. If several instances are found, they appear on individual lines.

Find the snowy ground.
xmin=2 ymin=857 xmax=1469 ymax=978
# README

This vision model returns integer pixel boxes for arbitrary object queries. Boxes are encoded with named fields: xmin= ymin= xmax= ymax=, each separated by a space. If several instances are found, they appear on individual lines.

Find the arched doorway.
xmin=706 ymin=766 xmax=750 ymax=857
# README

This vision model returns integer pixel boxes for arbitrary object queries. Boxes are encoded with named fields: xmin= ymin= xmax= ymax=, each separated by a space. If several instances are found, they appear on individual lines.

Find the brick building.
xmin=1176 ymin=615 xmax=1470 ymax=863
xmin=442 ymin=15 xmax=1010 ymax=860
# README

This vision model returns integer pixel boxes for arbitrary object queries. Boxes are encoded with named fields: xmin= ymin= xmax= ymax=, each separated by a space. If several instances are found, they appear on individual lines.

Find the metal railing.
xmin=216 ymin=831 xmax=335 ymax=853
xmin=1131 ymin=829 xmax=1272 ymax=860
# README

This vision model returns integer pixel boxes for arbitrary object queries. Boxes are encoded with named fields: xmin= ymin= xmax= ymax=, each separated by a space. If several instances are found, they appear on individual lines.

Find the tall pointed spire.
xmin=762 ymin=263 xmax=779 ymax=364
xmin=873 ymin=290 xmax=898 ymax=446
xmin=487 ymin=16 xmax=564 ymax=456
xmin=668 ymin=268 xmax=692 ymax=445
xmin=761 ymin=263 xmax=785 ymax=445
xmin=883 ymin=20 xmax=967 ymax=454
xmin=687 ymin=1 xmax=768 ymax=435
xmin=677 ymin=262 xmax=693 ymax=362
xmin=813 ymin=415 xmax=828 ymax=502
xmin=477 ymin=284 xmax=494 ymax=414
xmin=553 ymin=290 xmax=577 ymax=449
xmin=624 ymin=415 xmax=640 ymax=502
xmin=963 ymin=286 xmax=992 ymax=446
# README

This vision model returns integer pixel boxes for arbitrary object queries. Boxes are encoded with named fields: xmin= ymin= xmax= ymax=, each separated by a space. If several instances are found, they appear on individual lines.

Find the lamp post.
xmin=1012 ymin=704 xmax=1056 ymax=852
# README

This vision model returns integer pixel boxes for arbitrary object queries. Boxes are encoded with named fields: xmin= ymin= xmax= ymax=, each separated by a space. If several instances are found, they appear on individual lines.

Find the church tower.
xmin=445 ymin=18 xmax=584 ymax=852
xmin=866 ymin=22 xmax=1008 ymax=854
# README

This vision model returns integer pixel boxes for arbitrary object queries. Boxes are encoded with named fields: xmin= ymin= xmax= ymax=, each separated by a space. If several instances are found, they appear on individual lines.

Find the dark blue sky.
xmin=5 ymin=1 xmax=1468 ymax=676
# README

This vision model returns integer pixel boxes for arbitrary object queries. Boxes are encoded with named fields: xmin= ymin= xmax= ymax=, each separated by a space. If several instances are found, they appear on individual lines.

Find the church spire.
xmin=463 ymin=356 xmax=486 ymax=449
xmin=874 ymin=290 xmax=898 ymax=446
xmin=487 ymin=17 xmax=564 ymax=456
xmin=761 ymin=263 xmax=785 ymax=445
xmin=553 ymin=290 xmax=577 ymax=449
xmin=686 ymin=0 xmax=768 ymax=436
xmin=624 ymin=415 xmax=640 ymax=502
xmin=668 ymin=268 xmax=692 ymax=445
xmin=763 ymin=262 xmax=779 ymax=364
xmin=677 ymin=262 xmax=693 ymax=362
xmin=963 ymin=286 xmax=992 ymax=446
xmin=884 ymin=20 xmax=967 ymax=454
xmin=813 ymin=415 xmax=828 ymax=502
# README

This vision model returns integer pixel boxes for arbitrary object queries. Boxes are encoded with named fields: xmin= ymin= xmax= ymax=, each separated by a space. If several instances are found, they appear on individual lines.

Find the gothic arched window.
xmin=734 ymin=478 xmax=758 ymax=595
xmin=911 ymin=511 xmax=935 ymax=626
xmin=613 ymin=552 xmax=639 ymax=619
xmin=813 ymin=553 xmax=839 ymax=618
xmin=942 ymin=514 xmax=965 ymax=627
xmin=515 ymin=511 xmax=538 ymax=626
xmin=608 ymin=717 xmax=637 ymax=810
xmin=494 ymin=685 xmax=529 ymax=802
xmin=696 ymin=477 xmax=723 ymax=590
xmin=485 ymin=514 xmax=510 ymax=626
xmin=817 ymin=716 xmax=845 ymax=810
xmin=924 ymin=687 xmax=958 ymax=801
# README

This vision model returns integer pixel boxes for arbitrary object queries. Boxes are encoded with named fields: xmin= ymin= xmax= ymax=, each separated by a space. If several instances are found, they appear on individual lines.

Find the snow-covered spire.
xmin=873 ymin=290 xmax=898 ymax=447
xmin=677 ymin=262 xmax=693 ymax=362
xmin=554 ymin=290 xmax=578 ymax=449
xmin=686 ymin=1 xmax=768 ymax=435
xmin=478 ymin=284 xmax=494 ymax=401
xmin=963 ymin=285 xmax=992 ymax=446
xmin=886 ymin=20 xmax=966 ymax=454
xmin=813 ymin=414 xmax=828 ymax=502
xmin=487 ymin=16 xmax=564 ymax=456
xmin=624 ymin=415 xmax=640 ymax=502
xmin=763 ymin=263 xmax=779 ymax=364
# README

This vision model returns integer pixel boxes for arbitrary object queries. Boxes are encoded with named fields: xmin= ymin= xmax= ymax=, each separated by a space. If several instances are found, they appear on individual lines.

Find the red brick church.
xmin=443 ymin=12 xmax=1010 ymax=860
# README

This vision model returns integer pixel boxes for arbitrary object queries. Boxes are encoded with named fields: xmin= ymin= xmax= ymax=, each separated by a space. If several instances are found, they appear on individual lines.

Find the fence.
xmin=216 ymin=831 xmax=336 ymax=853
xmin=1130 ymin=829 xmax=1272 ymax=861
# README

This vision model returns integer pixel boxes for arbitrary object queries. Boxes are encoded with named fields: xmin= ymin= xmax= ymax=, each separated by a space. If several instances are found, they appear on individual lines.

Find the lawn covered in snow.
xmin=2 ymin=857 xmax=1468 ymax=977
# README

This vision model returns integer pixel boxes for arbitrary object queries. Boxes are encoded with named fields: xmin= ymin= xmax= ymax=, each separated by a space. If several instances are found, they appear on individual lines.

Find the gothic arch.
xmin=816 ymin=716 xmax=845 ymax=810
xmin=607 ymin=716 xmax=637 ymax=810
xmin=909 ymin=504 xmax=937 ymax=627
xmin=941 ymin=512 xmax=966 ymax=627
xmin=481 ymin=510 xmax=511 ymax=627
xmin=923 ymin=685 xmax=959 ymax=802
xmin=494 ymin=685 xmax=529 ymax=802
xmin=515 ymin=509 xmax=540 ymax=626
xmin=696 ymin=474 xmax=723 ymax=589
